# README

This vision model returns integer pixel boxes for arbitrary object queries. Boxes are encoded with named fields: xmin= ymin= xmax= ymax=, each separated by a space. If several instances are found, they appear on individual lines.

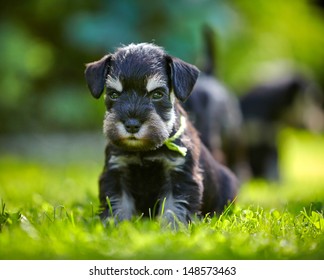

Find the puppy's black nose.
xmin=124 ymin=118 xmax=141 ymax=134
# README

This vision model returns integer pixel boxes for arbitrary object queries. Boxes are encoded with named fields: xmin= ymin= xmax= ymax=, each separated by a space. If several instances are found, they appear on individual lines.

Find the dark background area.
xmin=1 ymin=0 xmax=324 ymax=133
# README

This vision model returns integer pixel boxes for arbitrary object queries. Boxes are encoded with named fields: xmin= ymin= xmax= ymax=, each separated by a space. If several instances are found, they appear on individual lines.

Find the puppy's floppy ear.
xmin=85 ymin=55 xmax=111 ymax=99
xmin=167 ymin=55 xmax=200 ymax=102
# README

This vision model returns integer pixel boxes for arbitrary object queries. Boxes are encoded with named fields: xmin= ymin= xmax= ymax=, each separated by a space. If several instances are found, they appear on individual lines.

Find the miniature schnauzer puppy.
xmin=85 ymin=43 xmax=238 ymax=225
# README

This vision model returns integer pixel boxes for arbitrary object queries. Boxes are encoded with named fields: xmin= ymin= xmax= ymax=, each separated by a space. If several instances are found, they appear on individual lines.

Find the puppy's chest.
xmin=108 ymin=152 xmax=186 ymax=191
xmin=108 ymin=152 xmax=186 ymax=214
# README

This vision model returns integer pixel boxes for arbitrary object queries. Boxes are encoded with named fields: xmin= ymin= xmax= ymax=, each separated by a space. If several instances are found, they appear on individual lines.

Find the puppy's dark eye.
xmin=107 ymin=91 xmax=120 ymax=101
xmin=151 ymin=90 xmax=164 ymax=101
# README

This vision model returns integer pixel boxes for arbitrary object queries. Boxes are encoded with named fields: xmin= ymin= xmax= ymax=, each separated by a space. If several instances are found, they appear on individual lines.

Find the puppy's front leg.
xmin=159 ymin=174 xmax=203 ymax=225
xmin=99 ymin=169 xmax=136 ymax=222
xmin=160 ymin=193 xmax=190 ymax=225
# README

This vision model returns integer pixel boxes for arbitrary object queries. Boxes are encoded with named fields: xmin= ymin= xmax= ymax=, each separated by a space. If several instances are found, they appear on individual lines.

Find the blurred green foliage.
xmin=0 ymin=0 xmax=323 ymax=133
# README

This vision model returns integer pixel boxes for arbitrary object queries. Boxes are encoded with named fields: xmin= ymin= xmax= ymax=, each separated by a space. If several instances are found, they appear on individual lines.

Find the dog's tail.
xmin=201 ymin=25 xmax=218 ymax=76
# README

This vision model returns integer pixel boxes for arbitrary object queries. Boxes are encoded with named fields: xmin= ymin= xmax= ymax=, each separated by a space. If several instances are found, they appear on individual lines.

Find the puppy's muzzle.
xmin=124 ymin=118 xmax=142 ymax=134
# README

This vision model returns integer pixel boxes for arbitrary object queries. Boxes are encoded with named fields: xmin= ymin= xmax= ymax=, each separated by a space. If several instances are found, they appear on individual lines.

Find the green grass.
xmin=0 ymin=129 xmax=324 ymax=259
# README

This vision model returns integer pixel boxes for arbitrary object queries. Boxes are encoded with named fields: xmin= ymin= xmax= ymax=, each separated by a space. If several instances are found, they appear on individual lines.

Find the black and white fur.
xmin=85 ymin=43 xmax=238 ymax=225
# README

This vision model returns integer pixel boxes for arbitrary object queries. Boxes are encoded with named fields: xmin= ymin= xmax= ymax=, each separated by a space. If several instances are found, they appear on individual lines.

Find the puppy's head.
xmin=85 ymin=43 xmax=199 ymax=151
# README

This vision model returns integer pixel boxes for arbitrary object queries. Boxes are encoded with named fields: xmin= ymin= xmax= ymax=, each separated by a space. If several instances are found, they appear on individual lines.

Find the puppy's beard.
xmin=103 ymin=111 xmax=172 ymax=151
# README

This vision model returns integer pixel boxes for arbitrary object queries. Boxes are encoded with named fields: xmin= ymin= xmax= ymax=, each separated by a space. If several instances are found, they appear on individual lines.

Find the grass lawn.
xmin=0 ymin=129 xmax=323 ymax=259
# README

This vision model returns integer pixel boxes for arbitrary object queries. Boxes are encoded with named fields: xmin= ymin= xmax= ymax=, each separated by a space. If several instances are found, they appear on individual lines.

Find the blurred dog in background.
xmin=184 ymin=27 xmax=248 ymax=180
xmin=184 ymin=28 xmax=324 ymax=182
xmin=240 ymin=67 xmax=324 ymax=181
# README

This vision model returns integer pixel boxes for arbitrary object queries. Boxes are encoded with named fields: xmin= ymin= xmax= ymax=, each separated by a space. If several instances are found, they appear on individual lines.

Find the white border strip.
xmin=0 ymin=260 xmax=323 ymax=280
